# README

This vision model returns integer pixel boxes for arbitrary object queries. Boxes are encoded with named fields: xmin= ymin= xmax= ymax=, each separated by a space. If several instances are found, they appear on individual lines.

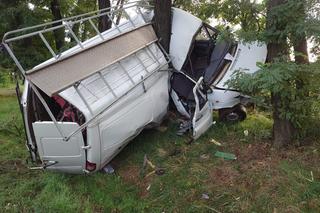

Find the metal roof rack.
xmin=2 ymin=1 xmax=171 ymax=141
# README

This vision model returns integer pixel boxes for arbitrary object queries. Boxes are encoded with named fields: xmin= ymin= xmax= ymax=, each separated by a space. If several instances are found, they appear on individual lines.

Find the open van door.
xmin=32 ymin=122 xmax=86 ymax=174
xmin=192 ymin=77 xmax=213 ymax=139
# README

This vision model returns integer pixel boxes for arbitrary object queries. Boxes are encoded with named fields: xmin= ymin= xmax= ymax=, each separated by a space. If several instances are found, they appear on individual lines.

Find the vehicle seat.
xmin=171 ymin=72 xmax=195 ymax=101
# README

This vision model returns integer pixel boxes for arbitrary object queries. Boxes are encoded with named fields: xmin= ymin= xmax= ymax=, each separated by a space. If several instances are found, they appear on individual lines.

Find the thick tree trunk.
xmin=267 ymin=0 xmax=294 ymax=148
xmin=98 ymin=0 xmax=112 ymax=32
xmin=154 ymin=0 xmax=172 ymax=52
xmin=292 ymin=1 xmax=309 ymax=126
xmin=294 ymin=37 xmax=309 ymax=94
xmin=271 ymin=94 xmax=294 ymax=148
xmin=294 ymin=38 xmax=309 ymax=64
xmin=50 ymin=0 xmax=64 ymax=51
xmin=293 ymin=1 xmax=309 ymax=91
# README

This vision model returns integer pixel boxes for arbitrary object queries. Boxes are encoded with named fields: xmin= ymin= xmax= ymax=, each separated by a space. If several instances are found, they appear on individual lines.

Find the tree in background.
xmin=50 ymin=0 xmax=64 ymax=51
xmin=98 ymin=0 xmax=112 ymax=32
xmin=174 ymin=0 xmax=265 ymax=34
xmin=154 ymin=0 xmax=172 ymax=52
xmin=266 ymin=0 xmax=293 ymax=147
xmin=227 ymin=0 xmax=320 ymax=147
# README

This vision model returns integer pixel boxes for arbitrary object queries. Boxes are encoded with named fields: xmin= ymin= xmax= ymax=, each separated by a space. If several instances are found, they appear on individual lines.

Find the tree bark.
xmin=293 ymin=1 xmax=309 ymax=65
xmin=267 ymin=0 xmax=294 ymax=148
xmin=294 ymin=39 xmax=309 ymax=64
xmin=154 ymin=0 xmax=172 ymax=52
xmin=98 ymin=0 xmax=112 ymax=32
xmin=294 ymin=36 xmax=309 ymax=93
xmin=50 ymin=0 xmax=64 ymax=51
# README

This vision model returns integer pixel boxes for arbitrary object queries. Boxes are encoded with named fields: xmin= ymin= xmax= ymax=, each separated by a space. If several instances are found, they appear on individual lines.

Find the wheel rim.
xmin=226 ymin=112 xmax=239 ymax=121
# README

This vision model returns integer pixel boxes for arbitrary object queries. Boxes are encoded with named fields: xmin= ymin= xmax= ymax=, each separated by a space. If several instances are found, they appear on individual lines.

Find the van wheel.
xmin=219 ymin=105 xmax=247 ymax=122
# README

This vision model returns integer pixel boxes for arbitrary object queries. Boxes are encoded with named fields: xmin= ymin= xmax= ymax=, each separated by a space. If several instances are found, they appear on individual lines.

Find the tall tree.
xmin=154 ymin=0 xmax=172 ymax=52
xmin=50 ymin=0 xmax=64 ymax=51
xmin=266 ymin=0 xmax=294 ymax=148
xmin=98 ymin=0 xmax=112 ymax=32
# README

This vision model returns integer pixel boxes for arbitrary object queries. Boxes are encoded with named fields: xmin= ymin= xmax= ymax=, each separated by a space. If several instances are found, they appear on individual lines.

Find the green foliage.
xmin=174 ymin=0 xmax=266 ymax=41
xmin=0 ymin=68 xmax=12 ymax=87
xmin=228 ymin=60 xmax=320 ymax=135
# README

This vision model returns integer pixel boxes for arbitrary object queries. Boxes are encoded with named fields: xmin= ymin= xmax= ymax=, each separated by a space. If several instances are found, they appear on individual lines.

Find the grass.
xmin=1 ymin=94 xmax=320 ymax=212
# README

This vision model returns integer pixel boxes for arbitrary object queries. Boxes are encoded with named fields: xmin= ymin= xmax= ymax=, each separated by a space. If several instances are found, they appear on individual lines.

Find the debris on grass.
xmin=177 ymin=120 xmax=192 ymax=136
xmin=244 ymin=130 xmax=249 ymax=137
xmin=103 ymin=164 xmax=115 ymax=174
xmin=210 ymin=139 xmax=222 ymax=146
xmin=200 ymin=154 xmax=210 ymax=160
xmin=201 ymin=193 xmax=210 ymax=200
xmin=143 ymin=154 xmax=165 ymax=178
xmin=214 ymin=151 xmax=237 ymax=160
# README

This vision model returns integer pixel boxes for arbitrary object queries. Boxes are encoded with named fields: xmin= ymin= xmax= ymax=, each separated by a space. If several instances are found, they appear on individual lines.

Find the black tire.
xmin=219 ymin=105 xmax=247 ymax=122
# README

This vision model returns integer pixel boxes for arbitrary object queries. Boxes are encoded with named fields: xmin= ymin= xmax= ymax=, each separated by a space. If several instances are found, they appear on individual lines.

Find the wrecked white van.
xmin=170 ymin=8 xmax=267 ymax=126
xmin=2 ymin=2 xmax=267 ymax=174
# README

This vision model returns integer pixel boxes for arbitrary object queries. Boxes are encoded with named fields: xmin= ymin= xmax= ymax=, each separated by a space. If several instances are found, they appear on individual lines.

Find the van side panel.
xmin=98 ymin=71 xmax=169 ymax=167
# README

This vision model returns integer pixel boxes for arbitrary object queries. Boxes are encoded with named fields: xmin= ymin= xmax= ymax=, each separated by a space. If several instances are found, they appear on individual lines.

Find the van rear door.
xmin=32 ymin=122 xmax=86 ymax=174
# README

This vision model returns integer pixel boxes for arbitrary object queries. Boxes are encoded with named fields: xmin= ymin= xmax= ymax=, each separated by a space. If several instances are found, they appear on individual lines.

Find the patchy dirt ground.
xmin=0 ymin=159 xmax=26 ymax=173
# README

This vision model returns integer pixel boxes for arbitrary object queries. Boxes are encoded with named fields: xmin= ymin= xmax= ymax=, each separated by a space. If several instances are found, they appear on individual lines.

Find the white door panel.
xmin=193 ymin=103 xmax=213 ymax=140
xmin=33 ymin=122 xmax=86 ymax=174
xmin=192 ymin=77 xmax=213 ymax=139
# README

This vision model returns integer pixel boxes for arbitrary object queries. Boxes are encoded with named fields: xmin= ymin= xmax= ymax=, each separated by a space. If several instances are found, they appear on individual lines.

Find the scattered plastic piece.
xmin=103 ymin=164 xmax=115 ymax=174
xmin=214 ymin=151 xmax=237 ymax=160
xmin=210 ymin=139 xmax=222 ymax=146
xmin=201 ymin=193 xmax=210 ymax=200
xmin=147 ymin=184 xmax=151 ymax=191
xmin=244 ymin=130 xmax=249 ymax=137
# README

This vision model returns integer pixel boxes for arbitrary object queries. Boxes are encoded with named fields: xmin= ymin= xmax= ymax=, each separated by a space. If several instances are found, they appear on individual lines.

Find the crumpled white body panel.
xmin=170 ymin=8 xmax=202 ymax=71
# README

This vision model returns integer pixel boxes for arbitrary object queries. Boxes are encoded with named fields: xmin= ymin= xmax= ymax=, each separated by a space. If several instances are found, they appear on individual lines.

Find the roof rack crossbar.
xmin=2 ymin=1 xmax=153 ymax=75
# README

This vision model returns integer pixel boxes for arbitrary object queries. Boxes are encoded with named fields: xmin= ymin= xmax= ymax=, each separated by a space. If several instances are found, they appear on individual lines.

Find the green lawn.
xmin=1 ymin=95 xmax=320 ymax=212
